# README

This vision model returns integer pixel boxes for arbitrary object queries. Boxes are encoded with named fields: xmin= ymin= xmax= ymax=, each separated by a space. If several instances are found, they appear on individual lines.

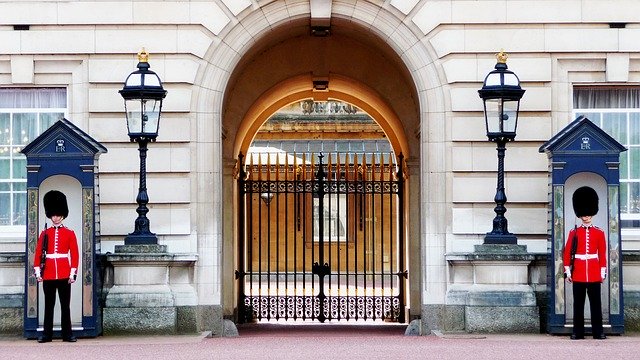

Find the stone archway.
xmin=193 ymin=1 xmax=448 ymax=332
xmin=233 ymin=73 xmax=410 ymax=158
xmin=218 ymin=18 xmax=425 ymax=324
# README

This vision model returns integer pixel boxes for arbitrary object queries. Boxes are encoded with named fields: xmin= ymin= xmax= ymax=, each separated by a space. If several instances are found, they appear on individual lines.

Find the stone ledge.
xmin=0 ymin=293 xmax=23 ymax=308
xmin=623 ymin=251 xmax=640 ymax=261
xmin=106 ymin=252 xmax=197 ymax=264
xmin=114 ymin=244 xmax=168 ymax=254
xmin=446 ymin=244 xmax=536 ymax=262
xmin=0 ymin=252 xmax=25 ymax=263
xmin=447 ymin=285 xmax=537 ymax=307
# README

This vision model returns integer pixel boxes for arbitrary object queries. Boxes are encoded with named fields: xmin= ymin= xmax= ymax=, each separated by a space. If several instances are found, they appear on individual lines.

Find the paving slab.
xmin=1 ymin=323 xmax=639 ymax=360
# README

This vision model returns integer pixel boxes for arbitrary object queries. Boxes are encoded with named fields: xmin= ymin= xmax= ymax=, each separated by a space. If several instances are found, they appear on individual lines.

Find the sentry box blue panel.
xmin=21 ymin=119 xmax=107 ymax=339
xmin=539 ymin=116 xmax=625 ymax=335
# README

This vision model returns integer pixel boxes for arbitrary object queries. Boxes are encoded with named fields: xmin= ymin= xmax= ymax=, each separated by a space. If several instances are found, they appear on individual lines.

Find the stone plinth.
xmin=445 ymin=244 xmax=540 ymax=333
xmin=104 ymin=245 xmax=197 ymax=335
xmin=0 ymin=253 xmax=25 ymax=335
xmin=623 ymin=251 xmax=640 ymax=331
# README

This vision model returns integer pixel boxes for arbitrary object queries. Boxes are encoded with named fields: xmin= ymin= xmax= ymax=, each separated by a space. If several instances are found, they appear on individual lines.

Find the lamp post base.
xmin=484 ymin=233 xmax=517 ymax=245
xmin=124 ymin=233 xmax=158 ymax=245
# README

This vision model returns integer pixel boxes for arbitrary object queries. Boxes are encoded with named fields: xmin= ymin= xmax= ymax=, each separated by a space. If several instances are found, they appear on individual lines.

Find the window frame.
xmin=312 ymin=193 xmax=349 ymax=243
xmin=0 ymin=88 xmax=67 ymax=239
xmin=572 ymin=107 xmax=640 ymax=222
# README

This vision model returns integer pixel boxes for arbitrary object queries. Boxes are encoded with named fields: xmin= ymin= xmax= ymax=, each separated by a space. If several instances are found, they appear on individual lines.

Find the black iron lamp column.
xmin=478 ymin=51 xmax=525 ymax=245
xmin=119 ymin=48 xmax=167 ymax=245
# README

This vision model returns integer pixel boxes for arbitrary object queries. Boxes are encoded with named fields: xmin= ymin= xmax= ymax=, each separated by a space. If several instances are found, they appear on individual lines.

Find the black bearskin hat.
xmin=43 ymin=190 xmax=69 ymax=218
xmin=572 ymin=186 xmax=599 ymax=217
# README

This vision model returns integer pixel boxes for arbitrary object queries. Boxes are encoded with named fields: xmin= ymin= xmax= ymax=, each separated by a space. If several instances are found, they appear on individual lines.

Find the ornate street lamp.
xmin=478 ymin=51 xmax=525 ymax=244
xmin=119 ymin=48 xmax=167 ymax=245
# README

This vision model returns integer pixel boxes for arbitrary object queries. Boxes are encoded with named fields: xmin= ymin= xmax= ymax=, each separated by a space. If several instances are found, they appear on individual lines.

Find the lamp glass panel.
xmin=142 ymin=99 xmax=161 ymax=134
xmin=144 ymin=74 xmax=161 ymax=87
xmin=501 ymin=99 xmax=519 ymax=133
xmin=484 ymin=99 xmax=519 ymax=135
xmin=125 ymin=98 xmax=142 ymax=135
xmin=484 ymin=72 xmax=501 ymax=86
xmin=125 ymin=98 xmax=161 ymax=135
xmin=503 ymin=73 xmax=519 ymax=86
xmin=126 ymin=73 xmax=142 ymax=87
xmin=484 ymin=98 xmax=501 ymax=134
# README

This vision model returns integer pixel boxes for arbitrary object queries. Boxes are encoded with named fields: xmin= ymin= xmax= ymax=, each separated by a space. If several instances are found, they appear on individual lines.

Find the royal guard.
xmin=563 ymin=186 xmax=607 ymax=340
xmin=33 ymin=190 xmax=79 ymax=343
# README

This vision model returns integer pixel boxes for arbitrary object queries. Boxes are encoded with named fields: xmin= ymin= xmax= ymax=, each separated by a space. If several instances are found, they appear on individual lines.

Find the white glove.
xmin=34 ymin=267 xmax=41 ymax=278
xmin=564 ymin=266 xmax=572 ymax=280
xmin=601 ymin=267 xmax=607 ymax=280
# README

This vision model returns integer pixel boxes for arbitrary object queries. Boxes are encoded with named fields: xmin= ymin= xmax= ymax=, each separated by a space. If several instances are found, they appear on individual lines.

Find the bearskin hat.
xmin=43 ymin=190 xmax=69 ymax=218
xmin=572 ymin=186 xmax=599 ymax=217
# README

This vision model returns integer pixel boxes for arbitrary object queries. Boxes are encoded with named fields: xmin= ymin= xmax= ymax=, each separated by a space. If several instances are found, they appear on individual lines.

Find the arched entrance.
xmin=236 ymin=93 xmax=407 ymax=322
xmin=233 ymin=74 xmax=410 ymax=157
xmin=216 ymin=14 xmax=431 ymax=326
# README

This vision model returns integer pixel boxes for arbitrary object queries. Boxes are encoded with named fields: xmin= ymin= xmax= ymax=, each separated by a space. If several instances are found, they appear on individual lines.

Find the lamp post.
xmin=478 ymin=51 xmax=525 ymax=245
xmin=119 ymin=49 xmax=167 ymax=245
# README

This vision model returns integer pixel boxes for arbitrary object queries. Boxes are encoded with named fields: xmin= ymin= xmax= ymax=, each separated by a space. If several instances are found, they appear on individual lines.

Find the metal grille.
xmin=236 ymin=152 xmax=407 ymax=323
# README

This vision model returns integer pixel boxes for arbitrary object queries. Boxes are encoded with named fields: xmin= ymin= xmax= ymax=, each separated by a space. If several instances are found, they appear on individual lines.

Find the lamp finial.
xmin=137 ymin=48 xmax=149 ymax=63
xmin=496 ymin=49 xmax=508 ymax=64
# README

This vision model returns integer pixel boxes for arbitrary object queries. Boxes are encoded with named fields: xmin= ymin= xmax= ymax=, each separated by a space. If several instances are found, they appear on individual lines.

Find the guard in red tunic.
xmin=563 ymin=186 xmax=607 ymax=340
xmin=33 ymin=190 xmax=79 ymax=343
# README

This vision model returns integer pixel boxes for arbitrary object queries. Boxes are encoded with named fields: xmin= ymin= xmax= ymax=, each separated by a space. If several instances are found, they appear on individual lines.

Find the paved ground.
xmin=1 ymin=323 xmax=639 ymax=360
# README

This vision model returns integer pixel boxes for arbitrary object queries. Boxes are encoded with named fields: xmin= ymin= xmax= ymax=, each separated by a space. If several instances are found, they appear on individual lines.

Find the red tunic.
xmin=33 ymin=225 xmax=79 ymax=280
xmin=563 ymin=225 xmax=607 ymax=283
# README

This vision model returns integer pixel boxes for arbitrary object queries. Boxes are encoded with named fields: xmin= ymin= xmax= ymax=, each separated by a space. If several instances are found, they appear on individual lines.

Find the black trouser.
xmin=42 ymin=279 xmax=72 ymax=339
xmin=572 ymin=281 xmax=603 ymax=337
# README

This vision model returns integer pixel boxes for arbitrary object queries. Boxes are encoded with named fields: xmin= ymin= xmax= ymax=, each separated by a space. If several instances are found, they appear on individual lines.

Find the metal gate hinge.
xmin=234 ymin=270 xmax=244 ymax=279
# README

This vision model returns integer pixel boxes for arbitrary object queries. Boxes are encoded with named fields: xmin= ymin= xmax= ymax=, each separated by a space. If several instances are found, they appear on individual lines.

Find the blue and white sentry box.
xmin=21 ymin=118 xmax=107 ymax=339
xmin=539 ymin=115 xmax=626 ymax=335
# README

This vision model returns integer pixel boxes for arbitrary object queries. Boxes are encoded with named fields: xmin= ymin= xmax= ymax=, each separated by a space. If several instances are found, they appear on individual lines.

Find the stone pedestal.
xmin=0 ymin=253 xmax=25 ymax=335
xmin=444 ymin=244 xmax=539 ymax=333
xmin=623 ymin=251 xmax=640 ymax=332
xmin=104 ymin=245 xmax=198 ymax=334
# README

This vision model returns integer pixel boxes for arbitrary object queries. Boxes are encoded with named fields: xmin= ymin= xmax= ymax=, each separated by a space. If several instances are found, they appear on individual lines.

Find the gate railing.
xmin=236 ymin=151 xmax=407 ymax=322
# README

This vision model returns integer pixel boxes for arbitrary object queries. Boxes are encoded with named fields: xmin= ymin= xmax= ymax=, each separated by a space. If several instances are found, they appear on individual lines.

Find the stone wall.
xmin=0 ymin=253 xmax=24 ymax=335
xmin=623 ymin=252 xmax=640 ymax=332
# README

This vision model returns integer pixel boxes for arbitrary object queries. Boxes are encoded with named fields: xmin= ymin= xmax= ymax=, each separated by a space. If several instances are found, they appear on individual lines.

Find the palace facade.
xmin=1 ymin=0 xmax=640 ymax=335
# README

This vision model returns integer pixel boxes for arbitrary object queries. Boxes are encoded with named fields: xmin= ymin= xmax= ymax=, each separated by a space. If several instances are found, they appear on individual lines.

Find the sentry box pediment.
xmin=21 ymin=118 xmax=107 ymax=160
xmin=540 ymin=116 xmax=627 ymax=178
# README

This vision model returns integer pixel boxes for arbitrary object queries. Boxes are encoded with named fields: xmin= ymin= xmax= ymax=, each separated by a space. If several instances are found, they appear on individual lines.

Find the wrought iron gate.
xmin=236 ymin=151 xmax=407 ymax=323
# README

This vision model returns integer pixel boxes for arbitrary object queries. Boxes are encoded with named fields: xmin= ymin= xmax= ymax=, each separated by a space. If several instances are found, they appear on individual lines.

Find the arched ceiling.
xmin=223 ymin=17 xmax=420 ymax=158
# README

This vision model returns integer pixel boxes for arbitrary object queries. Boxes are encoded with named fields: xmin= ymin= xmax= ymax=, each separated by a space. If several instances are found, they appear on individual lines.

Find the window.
xmin=0 ymin=88 xmax=66 ymax=229
xmin=313 ymin=194 xmax=348 ymax=242
xmin=573 ymin=88 xmax=640 ymax=222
